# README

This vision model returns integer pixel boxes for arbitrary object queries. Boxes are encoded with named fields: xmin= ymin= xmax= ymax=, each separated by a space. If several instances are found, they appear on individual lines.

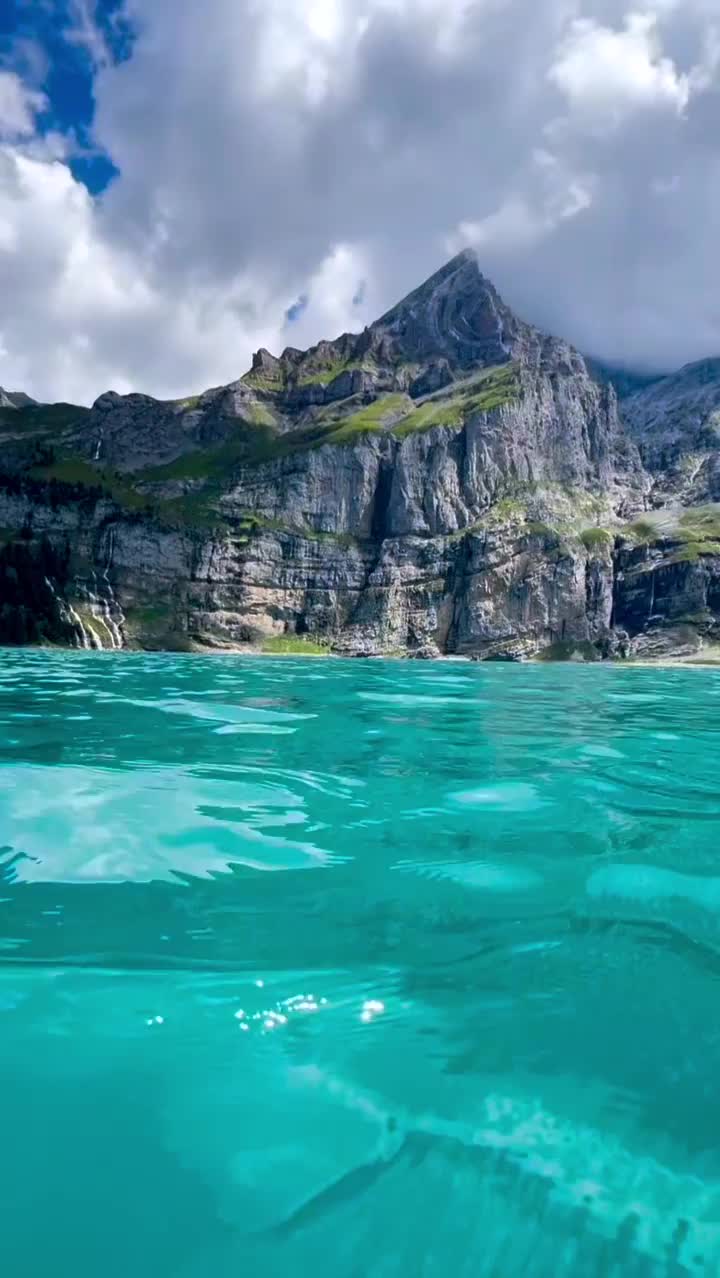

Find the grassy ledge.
xmin=297 ymin=358 xmax=376 ymax=387
xmin=392 ymin=364 xmax=519 ymax=438
xmin=579 ymin=527 xmax=614 ymax=552
xmin=31 ymin=457 xmax=152 ymax=511
xmin=323 ymin=394 xmax=411 ymax=439
xmin=261 ymin=634 xmax=330 ymax=655
xmin=102 ymin=363 xmax=521 ymax=489
xmin=241 ymin=369 xmax=287 ymax=392
xmin=623 ymin=505 xmax=720 ymax=560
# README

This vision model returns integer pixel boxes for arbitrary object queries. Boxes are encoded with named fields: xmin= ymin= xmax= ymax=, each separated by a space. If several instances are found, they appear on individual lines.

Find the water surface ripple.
xmin=2 ymin=651 xmax=720 ymax=1276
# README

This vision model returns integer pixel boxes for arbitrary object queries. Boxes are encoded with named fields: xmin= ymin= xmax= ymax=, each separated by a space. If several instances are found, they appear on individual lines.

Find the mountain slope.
xmin=0 ymin=252 xmax=719 ymax=661
xmin=0 ymin=387 xmax=36 ymax=409
xmin=622 ymin=358 xmax=720 ymax=504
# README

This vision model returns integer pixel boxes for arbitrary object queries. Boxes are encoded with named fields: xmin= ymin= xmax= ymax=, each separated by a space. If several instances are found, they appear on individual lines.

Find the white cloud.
xmin=0 ymin=141 xmax=370 ymax=402
xmin=1 ymin=0 xmax=720 ymax=403
xmin=450 ymin=147 xmax=595 ymax=253
xmin=549 ymin=13 xmax=690 ymax=126
xmin=0 ymin=71 xmax=47 ymax=140
xmin=282 ymin=243 xmax=374 ymax=348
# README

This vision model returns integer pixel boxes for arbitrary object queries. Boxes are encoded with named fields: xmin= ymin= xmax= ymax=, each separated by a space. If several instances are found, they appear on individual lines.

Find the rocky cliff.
xmin=3 ymin=250 xmax=720 ymax=661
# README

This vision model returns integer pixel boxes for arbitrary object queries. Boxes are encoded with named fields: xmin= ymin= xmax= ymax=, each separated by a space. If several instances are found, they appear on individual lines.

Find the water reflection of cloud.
xmin=0 ymin=765 xmax=334 ymax=883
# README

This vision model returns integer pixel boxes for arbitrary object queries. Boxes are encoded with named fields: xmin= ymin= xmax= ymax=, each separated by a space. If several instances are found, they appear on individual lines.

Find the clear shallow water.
xmin=2 ymin=651 xmax=720 ymax=1276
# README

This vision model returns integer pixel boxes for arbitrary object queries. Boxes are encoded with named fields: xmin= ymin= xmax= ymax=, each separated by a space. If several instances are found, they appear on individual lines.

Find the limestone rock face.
xmin=2 ymin=251 xmax=720 ymax=661
xmin=372 ymin=250 xmax=524 ymax=371
xmin=622 ymin=359 xmax=720 ymax=503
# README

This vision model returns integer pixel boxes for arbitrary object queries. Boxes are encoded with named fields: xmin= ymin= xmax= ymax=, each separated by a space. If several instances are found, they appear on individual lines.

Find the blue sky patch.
xmin=284 ymin=295 xmax=309 ymax=325
xmin=0 ymin=0 xmax=134 ymax=192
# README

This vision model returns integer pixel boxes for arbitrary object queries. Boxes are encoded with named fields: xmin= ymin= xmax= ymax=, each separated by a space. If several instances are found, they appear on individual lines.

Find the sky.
xmin=1 ymin=0 xmax=719 ymax=405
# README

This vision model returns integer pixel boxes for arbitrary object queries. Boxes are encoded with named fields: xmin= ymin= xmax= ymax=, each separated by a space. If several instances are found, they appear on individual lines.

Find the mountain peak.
xmin=375 ymin=249 xmax=486 ymax=324
xmin=0 ymin=388 xmax=36 ymax=409
xmin=372 ymin=250 xmax=526 ymax=372
xmin=238 ymin=253 xmax=550 ymax=399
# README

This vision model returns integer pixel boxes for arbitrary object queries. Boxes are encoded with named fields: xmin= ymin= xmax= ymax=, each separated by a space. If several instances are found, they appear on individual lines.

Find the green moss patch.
xmin=677 ymin=506 xmax=720 ymax=542
xmin=295 ymin=362 xmax=519 ymax=445
xmin=490 ymin=497 xmax=525 ymax=523
xmin=238 ymin=519 xmax=359 ymax=546
xmin=31 ymin=457 xmax=151 ymax=511
xmin=241 ymin=369 xmax=286 ymax=392
xmin=123 ymin=604 xmax=174 ymax=635
xmin=526 ymin=521 xmax=559 ymax=540
xmin=392 ymin=363 xmax=519 ymax=438
xmin=138 ymin=397 xmax=400 ymax=479
xmin=323 ymin=394 xmax=411 ymax=439
xmin=392 ymin=399 xmax=465 ymax=437
xmin=448 ymin=486 xmax=617 ymax=548
xmin=668 ymin=541 xmax=720 ymax=564
xmin=30 ymin=453 xmax=231 ymax=534
xmin=138 ymin=364 xmax=519 ymax=480
xmin=462 ymin=363 xmax=519 ymax=414
xmin=580 ymin=527 xmax=614 ymax=551
xmin=624 ymin=518 xmax=658 ymax=545
xmin=138 ymin=420 xmax=280 ymax=483
xmin=244 ymin=402 xmax=278 ymax=428
xmin=624 ymin=506 xmax=720 ymax=558
xmin=125 ymin=604 xmax=168 ymax=625
xmin=297 ymin=358 xmax=376 ymax=387
xmin=261 ymin=634 xmax=329 ymax=655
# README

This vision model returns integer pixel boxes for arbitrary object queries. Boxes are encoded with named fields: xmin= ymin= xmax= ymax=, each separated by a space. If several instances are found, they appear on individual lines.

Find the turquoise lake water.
xmin=2 ymin=650 xmax=720 ymax=1276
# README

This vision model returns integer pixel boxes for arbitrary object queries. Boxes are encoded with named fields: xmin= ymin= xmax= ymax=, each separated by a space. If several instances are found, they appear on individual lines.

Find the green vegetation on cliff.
xmin=261 ymin=634 xmax=329 ymax=654
xmin=298 ymin=358 xmax=376 ymax=387
xmin=326 ymin=394 xmax=411 ymax=438
xmin=392 ymin=363 xmax=518 ymax=437
xmin=241 ymin=368 xmax=286 ymax=392
xmin=678 ymin=506 xmax=720 ymax=542
xmin=33 ymin=458 xmax=151 ymax=511
xmin=623 ymin=505 xmax=720 ymax=560
xmin=392 ymin=398 xmax=464 ymax=436
xmin=580 ymin=527 xmax=614 ymax=552
xmin=668 ymin=542 xmax=720 ymax=564
xmin=71 ymin=362 xmax=521 ymax=510
xmin=0 ymin=402 xmax=90 ymax=435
